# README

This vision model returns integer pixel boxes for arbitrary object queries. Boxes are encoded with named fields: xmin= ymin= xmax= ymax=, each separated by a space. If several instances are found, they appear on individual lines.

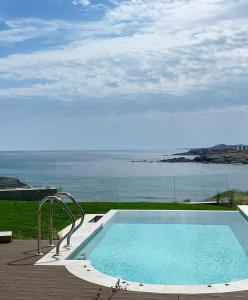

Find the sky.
xmin=0 ymin=0 xmax=247 ymax=150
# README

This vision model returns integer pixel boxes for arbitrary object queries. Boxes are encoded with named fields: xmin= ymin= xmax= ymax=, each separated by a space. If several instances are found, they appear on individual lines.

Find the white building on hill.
xmin=236 ymin=145 xmax=248 ymax=151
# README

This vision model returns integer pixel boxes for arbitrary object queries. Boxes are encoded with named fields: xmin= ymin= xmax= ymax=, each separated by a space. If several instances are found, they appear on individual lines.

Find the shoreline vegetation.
xmin=131 ymin=144 xmax=248 ymax=164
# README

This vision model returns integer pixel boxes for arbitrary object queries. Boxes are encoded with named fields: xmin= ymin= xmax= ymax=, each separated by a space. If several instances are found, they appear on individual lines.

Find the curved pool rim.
xmin=36 ymin=208 xmax=248 ymax=294
xmin=65 ymin=258 xmax=248 ymax=294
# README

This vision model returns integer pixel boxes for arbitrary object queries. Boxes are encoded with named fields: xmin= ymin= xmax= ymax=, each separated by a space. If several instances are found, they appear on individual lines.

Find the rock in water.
xmin=0 ymin=177 xmax=30 ymax=189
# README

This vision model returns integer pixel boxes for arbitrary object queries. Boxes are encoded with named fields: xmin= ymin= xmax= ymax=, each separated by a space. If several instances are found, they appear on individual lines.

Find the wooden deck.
xmin=1 ymin=240 xmax=248 ymax=300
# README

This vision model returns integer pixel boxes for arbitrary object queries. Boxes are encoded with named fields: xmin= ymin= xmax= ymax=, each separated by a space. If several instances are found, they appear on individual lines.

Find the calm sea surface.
xmin=0 ymin=150 xmax=248 ymax=202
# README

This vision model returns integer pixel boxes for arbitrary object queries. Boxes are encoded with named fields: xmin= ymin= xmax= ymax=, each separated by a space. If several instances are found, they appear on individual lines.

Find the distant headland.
xmin=131 ymin=144 xmax=248 ymax=165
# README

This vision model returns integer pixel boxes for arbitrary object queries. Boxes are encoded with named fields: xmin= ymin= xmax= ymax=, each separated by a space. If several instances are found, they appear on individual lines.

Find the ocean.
xmin=0 ymin=150 xmax=248 ymax=202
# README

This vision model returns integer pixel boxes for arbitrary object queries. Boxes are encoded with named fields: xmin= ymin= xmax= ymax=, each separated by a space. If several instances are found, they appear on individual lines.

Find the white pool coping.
xmin=35 ymin=208 xmax=248 ymax=294
xmin=238 ymin=205 xmax=248 ymax=220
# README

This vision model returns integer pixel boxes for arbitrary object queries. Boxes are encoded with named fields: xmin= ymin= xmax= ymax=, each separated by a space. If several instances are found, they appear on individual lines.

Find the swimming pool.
xmin=68 ymin=210 xmax=248 ymax=285
xmin=36 ymin=208 xmax=248 ymax=294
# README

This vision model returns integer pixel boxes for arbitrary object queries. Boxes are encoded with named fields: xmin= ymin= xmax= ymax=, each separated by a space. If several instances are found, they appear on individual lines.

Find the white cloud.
xmin=72 ymin=0 xmax=90 ymax=7
xmin=0 ymin=0 xmax=247 ymax=114
xmin=0 ymin=18 xmax=74 ymax=43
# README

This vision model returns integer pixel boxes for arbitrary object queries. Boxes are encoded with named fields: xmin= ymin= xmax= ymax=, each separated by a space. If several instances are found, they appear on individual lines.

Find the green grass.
xmin=0 ymin=200 xmax=234 ymax=239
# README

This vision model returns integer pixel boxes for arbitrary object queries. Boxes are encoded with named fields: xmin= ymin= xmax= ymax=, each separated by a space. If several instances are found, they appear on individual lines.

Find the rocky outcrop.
xmin=193 ymin=153 xmax=248 ymax=164
xmin=162 ymin=149 xmax=248 ymax=164
xmin=131 ymin=145 xmax=248 ymax=165
xmin=0 ymin=177 xmax=30 ymax=189
xmin=131 ymin=160 xmax=154 ymax=163
xmin=158 ymin=157 xmax=193 ymax=163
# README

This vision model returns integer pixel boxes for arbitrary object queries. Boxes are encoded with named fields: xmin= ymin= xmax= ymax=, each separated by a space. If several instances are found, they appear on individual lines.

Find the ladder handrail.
xmin=54 ymin=192 xmax=85 ymax=246
xmin=37 ymin=195 xmax=76 ymax=256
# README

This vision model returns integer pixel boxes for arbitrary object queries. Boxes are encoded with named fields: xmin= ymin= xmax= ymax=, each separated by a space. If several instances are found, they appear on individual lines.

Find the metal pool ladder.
xmin=37 ymin=193 xmax=84 ymax=256
xmin=54 ymin=192 xmax=85 ymax=246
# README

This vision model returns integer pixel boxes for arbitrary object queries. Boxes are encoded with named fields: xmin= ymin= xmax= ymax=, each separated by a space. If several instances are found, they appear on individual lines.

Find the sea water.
xmin=0 ymin=150 xmax=247 ymax=202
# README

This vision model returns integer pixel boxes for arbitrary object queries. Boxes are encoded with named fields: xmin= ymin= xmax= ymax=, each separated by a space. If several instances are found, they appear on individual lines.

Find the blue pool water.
xmin=69 ymin=211 xmax=248 ymax=285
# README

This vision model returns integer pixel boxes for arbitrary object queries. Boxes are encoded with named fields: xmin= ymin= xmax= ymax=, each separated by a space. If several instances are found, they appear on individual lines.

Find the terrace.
xmin=1 ymin=197 xmax=248 ymax=299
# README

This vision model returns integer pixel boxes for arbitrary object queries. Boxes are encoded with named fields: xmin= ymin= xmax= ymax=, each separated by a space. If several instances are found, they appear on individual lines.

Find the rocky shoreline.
xmin=132 ymin=145 xmax=248 ymax=165
xmin=0 ymin=177 xmax=30 ymax=189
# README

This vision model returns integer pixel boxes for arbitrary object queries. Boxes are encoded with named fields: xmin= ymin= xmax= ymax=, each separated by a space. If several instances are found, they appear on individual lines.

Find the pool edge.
xmin=35 ymin=209 xmax=248 ymax=294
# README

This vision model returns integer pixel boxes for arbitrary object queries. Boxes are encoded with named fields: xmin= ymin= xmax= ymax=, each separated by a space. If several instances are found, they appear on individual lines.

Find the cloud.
xmin=72 ymin=0 xmax=90 ymax=7
xmin=0 ymin=18 xmax=75 ymax=44
xmin=0 ymin=0 xmax=247 ymax=116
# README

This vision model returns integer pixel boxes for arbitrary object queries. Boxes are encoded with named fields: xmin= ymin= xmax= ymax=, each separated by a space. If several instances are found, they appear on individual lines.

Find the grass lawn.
xmin=0 ymin=200 xmax=234 ymax=239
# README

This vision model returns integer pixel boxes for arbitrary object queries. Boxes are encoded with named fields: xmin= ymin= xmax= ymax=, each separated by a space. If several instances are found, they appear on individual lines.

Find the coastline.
xmin=132 ymin=145 xmax=248 ymax=165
